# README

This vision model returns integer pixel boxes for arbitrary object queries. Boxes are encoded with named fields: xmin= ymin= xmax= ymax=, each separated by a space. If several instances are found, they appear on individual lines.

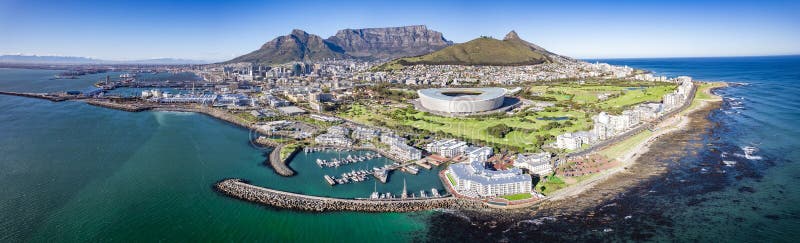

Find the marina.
xmin=315 ymin=152 xmax=382 ymax=168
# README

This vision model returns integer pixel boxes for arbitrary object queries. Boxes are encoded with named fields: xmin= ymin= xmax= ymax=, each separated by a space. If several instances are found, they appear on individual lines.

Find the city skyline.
xmin=1 ymin=0 xmax=798 ymax=61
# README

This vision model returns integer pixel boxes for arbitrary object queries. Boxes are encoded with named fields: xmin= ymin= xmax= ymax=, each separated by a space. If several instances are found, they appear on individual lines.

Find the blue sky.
xmin=0 ymin=0 xmax=798 ymax=61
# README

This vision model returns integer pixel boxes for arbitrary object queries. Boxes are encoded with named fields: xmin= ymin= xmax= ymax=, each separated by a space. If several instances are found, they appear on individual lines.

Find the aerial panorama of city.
xmin=1 ymin=0 xmax=799 ymax=242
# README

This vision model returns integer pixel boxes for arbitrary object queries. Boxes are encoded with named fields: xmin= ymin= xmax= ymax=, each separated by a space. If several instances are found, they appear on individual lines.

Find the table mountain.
xmin=226 ymin=26 xmax=452 ymax=65
xmin=326 ymin=25 xmax=452 ymax=60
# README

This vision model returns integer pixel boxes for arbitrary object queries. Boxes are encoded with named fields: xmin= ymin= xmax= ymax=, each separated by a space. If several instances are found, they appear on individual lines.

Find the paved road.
xmin=568 ymin=83 xmax=697 ymax=158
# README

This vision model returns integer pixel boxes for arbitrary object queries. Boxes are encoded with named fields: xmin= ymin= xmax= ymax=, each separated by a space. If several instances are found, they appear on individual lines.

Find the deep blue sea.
xmin=0 ymin=55 xmax=798 ymax=241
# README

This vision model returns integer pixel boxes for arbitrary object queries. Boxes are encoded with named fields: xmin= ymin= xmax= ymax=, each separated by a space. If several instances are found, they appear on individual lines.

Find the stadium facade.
xmin=417 ymin=88 xmax=506 ymax=114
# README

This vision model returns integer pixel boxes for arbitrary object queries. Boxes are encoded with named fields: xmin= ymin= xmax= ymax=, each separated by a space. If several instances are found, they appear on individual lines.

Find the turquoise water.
xmin=6 ymin=56 xmax=799 ymax=241
xmin=0 ymin=68 xmax=436 ymax=242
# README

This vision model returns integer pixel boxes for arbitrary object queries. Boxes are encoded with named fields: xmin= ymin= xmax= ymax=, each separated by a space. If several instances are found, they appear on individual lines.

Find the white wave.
xmin=733 ymin=146 xmax=763 ymax=160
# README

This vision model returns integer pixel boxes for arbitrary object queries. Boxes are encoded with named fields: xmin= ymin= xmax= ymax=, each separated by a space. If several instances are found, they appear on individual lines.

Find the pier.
xmin=214 ymin=178 xmax=484 ymax=212
xmin=0 ymin=91 xmax=73 ymax=102
xmin=314 ymin=151 xmax=382 ymax=168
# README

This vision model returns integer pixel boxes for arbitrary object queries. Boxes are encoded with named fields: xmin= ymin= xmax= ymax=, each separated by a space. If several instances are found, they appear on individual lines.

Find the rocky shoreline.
xmin=423 ymin=85 xmax=726 ymax=240
xmin=214 ymin=178 xmax=485 ymax=212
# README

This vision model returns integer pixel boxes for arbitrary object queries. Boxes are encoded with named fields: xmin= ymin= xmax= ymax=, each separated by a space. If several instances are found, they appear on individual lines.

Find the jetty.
xmin=314 ymin=152 xmax=382 ymax=168
xmin=215 ymin=178 xmax=484 ymax=212
xmin=86 ymin=99 xmax=154 ymax=112
xmin=267 ymin=144 xmax=296 ymax=176
xmin=0 ymin=91 xmax=73 ymax=102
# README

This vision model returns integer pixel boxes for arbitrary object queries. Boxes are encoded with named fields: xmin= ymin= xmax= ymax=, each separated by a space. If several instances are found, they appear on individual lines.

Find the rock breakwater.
xmin=215 ymin=179 xmax=484 ymax=212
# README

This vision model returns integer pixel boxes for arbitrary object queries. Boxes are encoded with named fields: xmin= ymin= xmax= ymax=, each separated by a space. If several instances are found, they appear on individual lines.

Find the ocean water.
xmin=1 ymin=55 xmax=799 ymax=242
xmin=0 ymin=69 xmax=439 ymax=242
xmin=426 ymin=56 xmax=800 ymax=241
xmin=593 ymin=56 xmax=800 ymax=241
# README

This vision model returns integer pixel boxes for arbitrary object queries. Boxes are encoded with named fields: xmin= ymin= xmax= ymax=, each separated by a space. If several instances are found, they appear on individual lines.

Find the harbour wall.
xmin=267 ymin=144 xmax=297 ymax=176
xmin=214 ymin=178 xmax=484 ymax=212
xmin=0 ymin=91 xmax=71 ymax=102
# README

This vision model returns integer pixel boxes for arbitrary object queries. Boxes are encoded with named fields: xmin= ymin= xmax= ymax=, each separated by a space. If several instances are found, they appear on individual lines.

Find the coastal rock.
xmin=214 ymin=178 xmax=485 ymax=212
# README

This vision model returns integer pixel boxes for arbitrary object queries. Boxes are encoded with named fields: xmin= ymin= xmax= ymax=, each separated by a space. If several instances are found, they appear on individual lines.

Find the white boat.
xmin=431 ymin=188 xmax=440 ymax=197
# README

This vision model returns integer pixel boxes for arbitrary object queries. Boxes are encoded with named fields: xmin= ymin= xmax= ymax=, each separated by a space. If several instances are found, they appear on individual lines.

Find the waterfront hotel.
xmin=446 ymin=161 xmax=532 ymax=198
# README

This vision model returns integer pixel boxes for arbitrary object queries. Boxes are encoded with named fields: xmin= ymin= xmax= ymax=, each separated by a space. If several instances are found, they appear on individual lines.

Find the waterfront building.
xmin=514 ymin=152 xmax=553 ymax=176
xmin=310 ymin=114 xmax=342 ymax=123
xmin=277 ymin=106 xmax=306 ymax=115
xmin=315 ymin=133 xmax=353 ymax=147
xmin=446 ymin=161 xmax=532 ymax=197
xmin=426 ymin=139 xmax=468 ymax=158
xmin=326 ymin=126 xmax=350 ymax=136
xmin=216 ymin=93 xmax=252 ymax=107
xmin=390 ymin=142 xmax=423 ymax=161
xmin=159 ymin=94 xmax=218 ymax=105
xmin=556 ymin=133 xmax=583 ymax=150
xmin=352 ymin=126 xmax=380 ymax=141
xmin=380 ymin=133 xmax=406 ymax=145
xmin=262 ymin=94 xmax=290 ymax=107
xmin=676 ymin=76 xmax=693 ymax=83
xmin=466 ymin=146 xmax=493 ymax=163
xmin=663 ymin=92 xmax=682 ymax=111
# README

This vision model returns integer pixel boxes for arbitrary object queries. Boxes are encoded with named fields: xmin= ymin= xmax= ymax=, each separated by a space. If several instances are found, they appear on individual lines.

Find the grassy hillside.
xmin=374 ymin=36 xmax=553 ymax=70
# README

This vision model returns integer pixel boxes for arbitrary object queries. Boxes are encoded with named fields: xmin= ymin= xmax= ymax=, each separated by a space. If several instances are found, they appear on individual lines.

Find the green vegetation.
xmin=235 ymin=112 xmax=258 ymax=123
xmin=526 ymin=83 xmax=677 ymax=111
xmin=536 ymin=175 xmax=567 ymax=195
xmin=598 ymin=85 xmax=675 ymax=110
xmin=338 ymin=81 xmax=679 ymax=152
xmin=599 ymin=130 xmax=653 ymax=159
xmin=446 ymin=173 xmax=457 ymax=187
xmin=280 ymin=143 xmax=302 ymax=162
xmin=499 ymin=193 xmax=532 ymax=201
xmin=374 ymin=35 xmax=551 ymax=71
xmin=486 ymin=123 xmax=512 ymax=138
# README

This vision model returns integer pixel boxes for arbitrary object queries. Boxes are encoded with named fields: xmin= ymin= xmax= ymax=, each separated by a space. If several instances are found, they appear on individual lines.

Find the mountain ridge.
xmin=0 ymin=55 xmax=208 ymax=65
xmin=226 ymin=25 xmax=452 ymax=65
xmin=374 ymin=31 xmax=560 ymax=70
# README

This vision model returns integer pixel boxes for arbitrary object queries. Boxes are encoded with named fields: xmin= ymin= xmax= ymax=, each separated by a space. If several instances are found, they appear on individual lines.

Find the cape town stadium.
xmin=417 ymin=88 xmax=506 ymax=114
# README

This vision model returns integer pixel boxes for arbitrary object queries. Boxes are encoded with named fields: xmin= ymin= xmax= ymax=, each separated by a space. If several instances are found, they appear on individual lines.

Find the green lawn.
xmin=499 ymin=193 xmax=532 ymax=201
xmin=598 ymin=85 xmax=676 ymax=109
xmin=235 ymin=112 xmax=258 ymax=123
xmin=338 ymin=82 xmax=678 ymax=151
xmin=446 ymin=173 xmax=457 ymax=187
xmin=340 ymin=103 xmax=590 ymax=151
xmin=598 ymin=130 xmax=653 ymax=159
xmin=536 ymin=175 xmax=567 ymax=195
xmin=280 ymin=143 xmax=301 ymax=161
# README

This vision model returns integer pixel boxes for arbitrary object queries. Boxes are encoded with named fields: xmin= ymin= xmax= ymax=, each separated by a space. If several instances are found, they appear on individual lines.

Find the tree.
xmin=486 ymin=123 xmax=512 ymax=138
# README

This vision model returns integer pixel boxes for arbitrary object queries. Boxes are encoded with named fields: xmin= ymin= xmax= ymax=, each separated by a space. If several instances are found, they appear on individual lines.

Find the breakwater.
xmin=267 ymin=144 xmax=296 ymax=176
xmin=86 ymin=99 xmax=154 ymax=112
xmin=0 ymin=91 xmax=71 ymax=102
xmin=215 ymin=178 xmax=484 ymax=212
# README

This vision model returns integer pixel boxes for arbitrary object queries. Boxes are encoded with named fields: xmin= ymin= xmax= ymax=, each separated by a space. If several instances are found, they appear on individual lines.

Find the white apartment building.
xmin=426 ymin=139 xmax=468 ymax=158
xmin=466 ymin=146 xmax=493 ymax=163
xmin=447 ymin=161 xmax=532 ymax=198
xmin=514 ymin=152 xmax=553 ymax=176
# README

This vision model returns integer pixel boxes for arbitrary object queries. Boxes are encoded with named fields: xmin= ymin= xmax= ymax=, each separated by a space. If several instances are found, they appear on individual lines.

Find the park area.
xmin=338 ymin=81 xmax=677 ymax=152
